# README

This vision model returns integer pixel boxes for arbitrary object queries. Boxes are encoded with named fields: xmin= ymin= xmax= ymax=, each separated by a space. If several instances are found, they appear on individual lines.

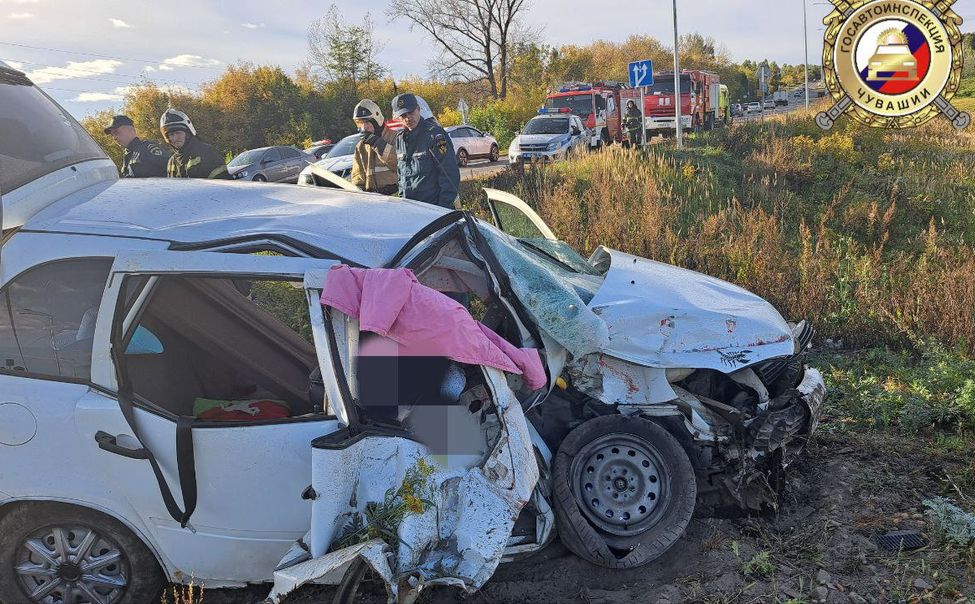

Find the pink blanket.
xmin=320 ymin=265 xmax=546 ymax=390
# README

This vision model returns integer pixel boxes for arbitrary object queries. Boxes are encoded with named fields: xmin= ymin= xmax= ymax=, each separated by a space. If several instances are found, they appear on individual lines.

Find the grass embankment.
xmin=459 ymin=102 xmax=975 ymax=443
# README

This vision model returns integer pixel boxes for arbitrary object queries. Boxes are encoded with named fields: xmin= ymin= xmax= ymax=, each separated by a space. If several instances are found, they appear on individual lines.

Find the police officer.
xmin=159 ymin=109 xmax=230 ymax=179
xmin=103 ymin=114 xmax=171 ymax=177
xmin=392 ymin=93 xmax=460 ymax=209
xmin=350 ymin=99 xmax=399 ymax=195
xmin=623 ymin=99 xmax=643 ymax=147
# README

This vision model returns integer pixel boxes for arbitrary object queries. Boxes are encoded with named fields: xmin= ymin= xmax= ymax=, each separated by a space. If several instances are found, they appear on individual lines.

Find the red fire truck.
xmin=544 ymin=82 xmax=624 ymax=148
xmin=621 ymin=70 xmax=724 ymax=137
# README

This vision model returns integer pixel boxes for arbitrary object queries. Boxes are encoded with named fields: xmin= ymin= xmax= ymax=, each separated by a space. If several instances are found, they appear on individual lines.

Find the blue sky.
xmin=2 ymin=0 xmax=972 ymax=118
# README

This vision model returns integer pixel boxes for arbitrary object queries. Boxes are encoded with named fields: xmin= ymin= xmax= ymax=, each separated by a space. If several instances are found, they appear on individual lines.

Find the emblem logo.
xmin=817 ymin=0 xmax=969 ymax=130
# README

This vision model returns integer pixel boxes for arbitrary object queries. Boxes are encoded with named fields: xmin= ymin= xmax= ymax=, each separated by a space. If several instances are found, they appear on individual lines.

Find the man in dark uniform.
xmin=103 ymin=114 xmax=171 ymax=177
xmin=392 ymin=93 xmax=460 ymax=209
xmin=159 ymin=109 xmax=230 ymax=179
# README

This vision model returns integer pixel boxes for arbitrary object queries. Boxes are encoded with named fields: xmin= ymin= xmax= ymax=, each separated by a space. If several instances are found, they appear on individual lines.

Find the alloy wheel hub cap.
xmin=15 ymin=524 xmax=129 ymax=603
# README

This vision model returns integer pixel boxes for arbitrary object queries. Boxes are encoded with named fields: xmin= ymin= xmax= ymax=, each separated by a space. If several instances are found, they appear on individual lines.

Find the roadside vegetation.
xmin=461 ymin=94 xmax=975 ymax=435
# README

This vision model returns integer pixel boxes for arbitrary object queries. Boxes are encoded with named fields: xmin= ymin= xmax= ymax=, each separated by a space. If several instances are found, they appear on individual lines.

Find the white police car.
xmin=508 ymin=110 xmax=590 ymax=166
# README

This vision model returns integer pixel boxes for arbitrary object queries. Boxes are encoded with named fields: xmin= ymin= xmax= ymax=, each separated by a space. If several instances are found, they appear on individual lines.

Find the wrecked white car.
xmin=0 ymin=61 xmax=824 ymax=604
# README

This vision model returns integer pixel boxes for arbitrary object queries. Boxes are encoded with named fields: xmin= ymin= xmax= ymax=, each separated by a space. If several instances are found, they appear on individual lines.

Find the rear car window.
xmin=0 ymin=258 xmax=112 ymax=379
xmin=0 ymin=66 xmax=107 ymax=193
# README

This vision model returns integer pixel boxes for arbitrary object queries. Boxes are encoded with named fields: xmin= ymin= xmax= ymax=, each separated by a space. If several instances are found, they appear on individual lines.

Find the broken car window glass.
xmin=476 ymin=224 xmax=608 ymax=358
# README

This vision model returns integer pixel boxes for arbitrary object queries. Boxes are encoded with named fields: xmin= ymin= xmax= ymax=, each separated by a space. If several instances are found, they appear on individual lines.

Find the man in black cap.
xmin=392 ymin=93 xmax=460 ymax=209
xmin=103 ymin=114 xmax=171 ymax=178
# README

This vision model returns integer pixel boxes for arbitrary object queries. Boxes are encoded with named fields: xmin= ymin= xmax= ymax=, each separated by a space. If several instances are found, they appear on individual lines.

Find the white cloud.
xmin=157 ymin=54 xmax=220 ymax=71
xmin=5 ymin=60 xmax=24 ymax=70
xmin=108 ymin=18 xmax=132 ymax=28
xmin=143 ymin=65 xmax=156 ymax=72
xmin=7 ymin=12 xmax=34 ymax=18
xmin=71 ymin=92 xmax=124 ymax=102
xmin=1 ymin=0 xmax=43 ymax=4
xmin=241 ymin=22 xmax=265 ymax=29
xmin=26 ymin=59 xmax=123 ymax=84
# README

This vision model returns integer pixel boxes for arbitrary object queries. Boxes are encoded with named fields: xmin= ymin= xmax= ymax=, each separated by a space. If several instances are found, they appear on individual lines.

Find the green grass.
xmin=815 ymin=344 xmax=975 ymax=436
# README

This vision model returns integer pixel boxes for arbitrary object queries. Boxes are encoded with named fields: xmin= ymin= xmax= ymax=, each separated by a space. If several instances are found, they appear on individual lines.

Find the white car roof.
xmin=22 ymin=178 xmax=448 ymax=267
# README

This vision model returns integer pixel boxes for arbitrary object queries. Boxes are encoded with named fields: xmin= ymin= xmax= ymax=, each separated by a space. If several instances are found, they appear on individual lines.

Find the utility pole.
xmin=803 ymin=0 xmax=810 ymax=109
xmin=672 ymin=0 xmax=682 ymax=149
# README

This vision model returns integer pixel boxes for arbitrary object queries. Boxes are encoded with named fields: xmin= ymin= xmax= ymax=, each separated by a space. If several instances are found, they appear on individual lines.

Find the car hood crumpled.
xmin=586 ymin=247 xmax=794 ymax=371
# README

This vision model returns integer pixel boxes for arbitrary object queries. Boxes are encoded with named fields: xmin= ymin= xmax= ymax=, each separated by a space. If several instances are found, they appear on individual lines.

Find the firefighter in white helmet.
xmin=159 ymin=109 xmax=229 ymax=179
xmin=350 ymin=99 xmax=399 ymax=195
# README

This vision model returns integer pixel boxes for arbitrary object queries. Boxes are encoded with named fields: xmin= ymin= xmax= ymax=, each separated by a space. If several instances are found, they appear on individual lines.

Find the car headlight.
xmin=238 ymin=170 xmax=249 ymax=178
xmin=546 ymin=141 xmax=559 ymax=151
xmin=509 ymin=141 xmax=519 ymax=152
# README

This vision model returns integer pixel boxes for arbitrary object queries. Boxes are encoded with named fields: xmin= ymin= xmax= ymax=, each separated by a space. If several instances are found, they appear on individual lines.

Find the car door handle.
xmin=95 ymin=431 xmax=149 ymax=460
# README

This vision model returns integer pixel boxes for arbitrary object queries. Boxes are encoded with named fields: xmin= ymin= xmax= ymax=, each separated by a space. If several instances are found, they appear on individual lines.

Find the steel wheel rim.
xmin=15 ymin=523 xmax=129 ymax=604
xmin=570 ymin=431 xmax=670 ymax=537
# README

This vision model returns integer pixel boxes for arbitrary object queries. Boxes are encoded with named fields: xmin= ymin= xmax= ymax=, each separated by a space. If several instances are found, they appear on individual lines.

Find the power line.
xmin=3 ymin=57 xmax=203 ymax=87
xmin=0 ymin=41 xmax=224 ymax=69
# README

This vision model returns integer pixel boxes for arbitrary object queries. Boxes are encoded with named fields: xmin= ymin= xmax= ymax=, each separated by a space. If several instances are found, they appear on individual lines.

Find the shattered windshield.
xmin=475 ymin=223 xmax=607 ymax=358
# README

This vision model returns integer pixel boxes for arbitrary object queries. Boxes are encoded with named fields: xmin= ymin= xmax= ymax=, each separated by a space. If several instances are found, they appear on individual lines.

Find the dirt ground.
xmin=201 ymin=430 xmax=974 ymax=604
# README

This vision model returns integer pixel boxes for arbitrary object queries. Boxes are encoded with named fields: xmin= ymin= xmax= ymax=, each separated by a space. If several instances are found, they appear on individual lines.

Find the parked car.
xmin=763 ymin=99 xmax=777 ymax=111
xmin=446 ymin=125 xmax=500 ymax=166
xmin=304 ymin=141 xmax=334 ymax=160
xmin=227 ymin=146 xmax=313 ymax=183
xmin=745 ymin=102 xmax=762 ymax=114
xmin=297 ymin=133 xmax=361 ymax=186
xmin=0 ymin=61 xmax=826 ymax=604
xmin=774 ymin=98 xmax=789 ymax=107
xmin=508 ymin=113 xmax=590 ymax=166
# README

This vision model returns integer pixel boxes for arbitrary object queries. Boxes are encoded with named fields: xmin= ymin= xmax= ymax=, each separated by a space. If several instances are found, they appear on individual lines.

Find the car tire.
xmin=489 ymin=144 xmax=499 ymax=163
xmin=457 ymin=149 xmax=468 ymax=167
xmin=253 ymin=174 xmax=267 ymax=182
xmin=553 ymin=414 xmax=696 ymax=569
xmin=0 ymin=502 xmax=165 ymax=604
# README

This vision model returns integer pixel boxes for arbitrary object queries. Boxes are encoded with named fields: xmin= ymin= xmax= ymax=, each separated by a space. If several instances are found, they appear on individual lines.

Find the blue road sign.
xmin=628 ymin=60 xmax=654 ymax=88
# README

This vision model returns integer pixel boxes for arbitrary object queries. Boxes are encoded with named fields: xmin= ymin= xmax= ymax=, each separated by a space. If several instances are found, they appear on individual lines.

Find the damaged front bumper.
xmin=720 ymin=366 xmax=826 ymax=510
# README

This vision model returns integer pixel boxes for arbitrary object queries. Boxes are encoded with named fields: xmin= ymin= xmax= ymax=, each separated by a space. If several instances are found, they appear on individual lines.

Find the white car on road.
xmin=297 ymin=132 xmax=361 ymax=185
xmin=508 ymin=112 xmax=590 ymax=166
xmin=0 ymin=61 xmax=825 ymax=604
xmin=446 ymin=125 xmax=500 ymax=166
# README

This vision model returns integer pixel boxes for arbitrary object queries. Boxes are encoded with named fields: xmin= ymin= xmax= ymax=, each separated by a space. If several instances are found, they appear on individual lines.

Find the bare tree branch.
xmin=388 ymin=0 xmax=529 ymax=98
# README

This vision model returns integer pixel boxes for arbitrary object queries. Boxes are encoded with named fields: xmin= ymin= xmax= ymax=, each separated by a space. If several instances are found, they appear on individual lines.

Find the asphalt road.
xmin=735 ymin=100 xmax=808 ymax=121
xmin=460 ymin=157 xmax=510 ymax=181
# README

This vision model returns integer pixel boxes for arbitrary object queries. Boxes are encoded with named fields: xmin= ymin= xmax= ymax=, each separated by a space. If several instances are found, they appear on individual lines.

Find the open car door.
xmin=82 ymin=250 xmax=345 ymax=585
xmin=483 ymin=188 xmax=557 ymax=240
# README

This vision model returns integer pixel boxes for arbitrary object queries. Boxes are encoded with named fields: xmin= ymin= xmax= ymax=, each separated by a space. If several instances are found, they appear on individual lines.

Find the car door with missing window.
xmin=77 ymin=251 xmax=346 ymax=585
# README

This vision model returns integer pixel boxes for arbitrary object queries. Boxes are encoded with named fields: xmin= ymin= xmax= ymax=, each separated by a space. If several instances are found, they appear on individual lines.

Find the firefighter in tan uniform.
xmin=350 ymin=100 xmax=399 ymax=195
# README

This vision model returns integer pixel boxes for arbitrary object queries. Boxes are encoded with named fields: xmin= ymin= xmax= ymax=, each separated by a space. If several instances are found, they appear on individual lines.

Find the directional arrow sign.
xmin=628 ymin=60 xmax=654 ymax=88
